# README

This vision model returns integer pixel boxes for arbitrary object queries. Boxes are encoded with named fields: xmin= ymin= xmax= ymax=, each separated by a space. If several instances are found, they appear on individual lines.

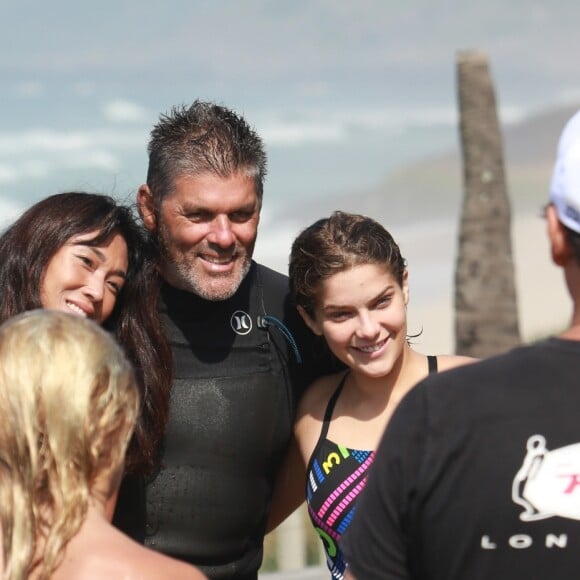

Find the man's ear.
xmin=547 ymin=204 xmax=571 ymax=266
xmin=137 ymin=184 xmax=157 ymax=232
xmin=297 ymin=305 xmax=323 ymax=336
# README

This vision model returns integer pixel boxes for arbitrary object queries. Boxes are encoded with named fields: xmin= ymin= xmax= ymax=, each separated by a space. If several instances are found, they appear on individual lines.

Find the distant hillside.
xmin=304 ymin=102 xmax=580 ymax=228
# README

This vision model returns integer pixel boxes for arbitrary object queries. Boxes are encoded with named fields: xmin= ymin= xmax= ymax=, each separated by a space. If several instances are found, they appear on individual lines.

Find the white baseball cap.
xmin=550 ymin=110 xmax=580 ymax=234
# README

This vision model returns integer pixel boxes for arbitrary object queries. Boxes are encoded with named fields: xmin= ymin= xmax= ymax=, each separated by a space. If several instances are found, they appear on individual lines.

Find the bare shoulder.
xmin=296 ymin=371 xmax=347 ymax=423
xmin=61 ymin=525 xmax=206 ymax=580
xmin=435 ymin=354 xmax=478 ymax=372
xmin=118 ymin=532 xmax=206 ymax=579
xmin=294 ymin=371 xmax=348 ymax=458
xmin=119 ymin=539 xmax=206 ymax=580
xmin=136 ymin=548 xmax=207 ymax=580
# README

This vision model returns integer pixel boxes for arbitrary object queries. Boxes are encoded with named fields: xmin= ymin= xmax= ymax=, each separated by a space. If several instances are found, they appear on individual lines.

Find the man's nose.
xmin=207 ymin=216 xmax=236 ymax=248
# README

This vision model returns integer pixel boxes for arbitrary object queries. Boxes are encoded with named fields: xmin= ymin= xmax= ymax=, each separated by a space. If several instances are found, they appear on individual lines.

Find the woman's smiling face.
xmin=303 ymin=262 xmax=409 ymax=379
xmin=40 ymin=230 xmax=128 ymax=324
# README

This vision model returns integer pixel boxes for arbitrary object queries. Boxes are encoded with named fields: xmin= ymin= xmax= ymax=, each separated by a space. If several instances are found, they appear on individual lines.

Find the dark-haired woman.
xmin=0 ymin=191 xmax=171 ymax=477
xmin=269 ymin=211 xmax=474 ymax=579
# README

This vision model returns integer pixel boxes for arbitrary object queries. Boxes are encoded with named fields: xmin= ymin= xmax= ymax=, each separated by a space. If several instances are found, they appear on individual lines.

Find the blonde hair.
xmin=0 ymin=310 xmax=139 ymax=580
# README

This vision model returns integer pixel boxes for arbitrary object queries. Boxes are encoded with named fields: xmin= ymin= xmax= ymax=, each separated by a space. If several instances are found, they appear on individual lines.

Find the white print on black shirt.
xmin=481 ymin=435 xmax=580 ymax=551
xmin=512 ymin=435 xmax=580 ymax=521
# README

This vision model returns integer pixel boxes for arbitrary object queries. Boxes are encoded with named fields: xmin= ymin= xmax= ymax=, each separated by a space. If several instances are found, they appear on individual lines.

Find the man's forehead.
xmin=163 ymin=172 xmax=259 ymax=209
xmin=171 ymin=171 xmax=256 ymax=190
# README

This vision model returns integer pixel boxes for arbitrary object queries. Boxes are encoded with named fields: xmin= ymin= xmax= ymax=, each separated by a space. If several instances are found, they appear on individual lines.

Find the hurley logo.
xmin=230 ymin=310 xmax=252 ymax=336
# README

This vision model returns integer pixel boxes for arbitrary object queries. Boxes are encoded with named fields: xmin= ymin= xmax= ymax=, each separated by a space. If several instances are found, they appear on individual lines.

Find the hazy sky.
xmin=2 ymin=0 xmax=580 ymax=219
xmin=3 ymin=1 xmax=579 ymax=100
xmin=0 ymin=0 xmax=576 ymax=351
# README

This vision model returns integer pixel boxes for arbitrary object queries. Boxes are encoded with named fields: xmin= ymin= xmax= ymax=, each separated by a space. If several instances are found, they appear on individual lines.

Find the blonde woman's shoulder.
xmin=111 ymin=529 xmax=207 ymax=580
xmin=55 ymin=517 xmax=206 ymax=580
xmin=135 ymin=547 xmax=207 ymax=580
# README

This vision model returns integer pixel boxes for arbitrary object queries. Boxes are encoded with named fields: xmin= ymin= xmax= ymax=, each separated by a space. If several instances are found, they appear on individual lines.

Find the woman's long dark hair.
xmin=0 ymin=192 xmax=171 ymax=475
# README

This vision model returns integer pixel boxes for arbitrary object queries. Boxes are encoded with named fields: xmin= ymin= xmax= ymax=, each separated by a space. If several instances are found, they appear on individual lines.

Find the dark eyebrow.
xmin=181 ymin=199 xmax=258 ymax=213
xmin=110 ymin=268 xmax=127 ymax=279
xmin=371 ymin=284 xmax=394 ymax=301
xmin=231 ymin=201 xmax=258 ymax=212
xmin=81 ymin=245 xmax=127 ymax=279
xmin=321 ymin=284 xmax=393 ymax=312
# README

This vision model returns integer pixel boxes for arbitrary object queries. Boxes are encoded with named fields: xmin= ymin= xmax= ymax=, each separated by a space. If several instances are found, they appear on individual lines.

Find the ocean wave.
xmin=0 ymin=129 xmax=146 ymax=156
xmin=255 ymin=104 xmax=526 ymax=147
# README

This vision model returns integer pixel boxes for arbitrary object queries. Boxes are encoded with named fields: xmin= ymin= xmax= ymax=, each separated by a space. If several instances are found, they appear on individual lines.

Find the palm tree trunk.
xmin=454 ymin=50 xmax=521 ymax=358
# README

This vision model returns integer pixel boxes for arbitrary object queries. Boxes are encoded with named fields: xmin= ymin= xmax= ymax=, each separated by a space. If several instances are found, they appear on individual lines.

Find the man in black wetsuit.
xmin=114 ymin=100 xmax=332 ymax=579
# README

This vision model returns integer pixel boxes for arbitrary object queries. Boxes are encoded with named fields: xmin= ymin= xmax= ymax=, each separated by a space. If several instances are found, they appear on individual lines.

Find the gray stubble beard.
xmin=156 ymin=222 xmax=252 ymax=301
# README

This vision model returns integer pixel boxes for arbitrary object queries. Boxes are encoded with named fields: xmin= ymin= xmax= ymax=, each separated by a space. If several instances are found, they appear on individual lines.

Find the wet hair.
xmin=0 ymin=310 xmax=139 ymax=579
xmin=0 ymin=192 xmax=171 ymax=475
xmin=145 ymin=99 xmax=267 ymax=206
xmin=289 ymin=211 xmax=407 ymax=318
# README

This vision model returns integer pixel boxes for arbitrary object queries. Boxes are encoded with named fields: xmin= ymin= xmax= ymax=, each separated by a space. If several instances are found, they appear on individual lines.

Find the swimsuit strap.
xmin=427 ymin=355 xmax=438 ymax=374
xmin=316 ymin=359 xmax=435 ymax=451
xmin=319 ymin=372 xmax=349 ymax=442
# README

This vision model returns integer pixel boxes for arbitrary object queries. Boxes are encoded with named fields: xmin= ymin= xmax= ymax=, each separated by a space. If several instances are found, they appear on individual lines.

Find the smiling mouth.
xmin=66 ymin=302 xmax=89 ymax=318
xmin=355 ymin=338 xmax=387 ymax=353
xmin=200 ymin=254 xmax=236 ymax=265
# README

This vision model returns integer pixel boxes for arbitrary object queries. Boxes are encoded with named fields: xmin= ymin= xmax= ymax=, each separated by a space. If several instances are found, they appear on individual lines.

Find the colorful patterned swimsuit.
xmin=305 ymin=356 xmax=438 ymax=579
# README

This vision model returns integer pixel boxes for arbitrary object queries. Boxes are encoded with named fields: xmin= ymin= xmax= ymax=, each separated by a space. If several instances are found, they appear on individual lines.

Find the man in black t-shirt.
xmin=114 ymin=100 xmax=334 ymax=579
xmin=343 ymin=110 xmax=580 ymax=580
